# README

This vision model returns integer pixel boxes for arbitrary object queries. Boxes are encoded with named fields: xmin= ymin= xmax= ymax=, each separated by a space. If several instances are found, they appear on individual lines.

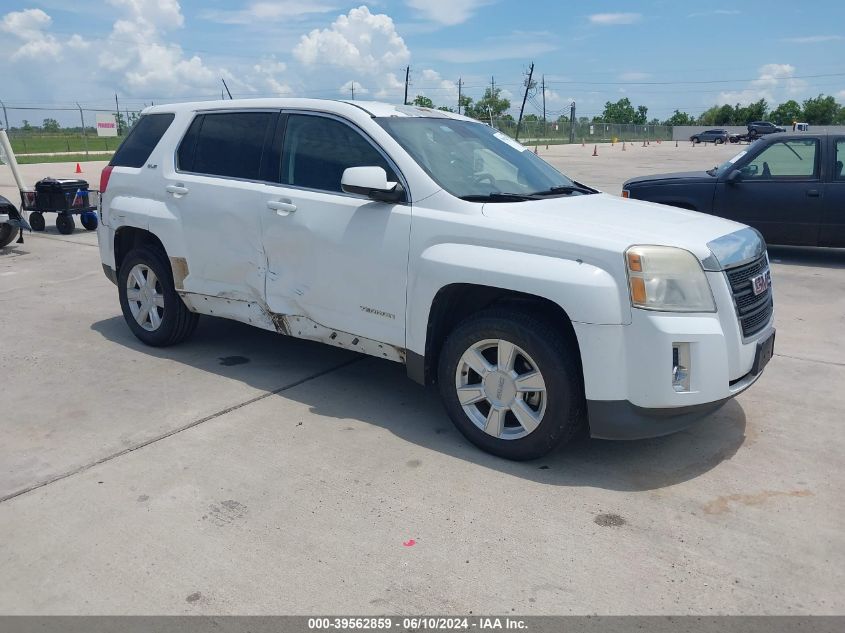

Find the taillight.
xmin=622 ymin=189 xmax=630 ymax=198
xmin=100 ymin=165 xmax=113 ymax=193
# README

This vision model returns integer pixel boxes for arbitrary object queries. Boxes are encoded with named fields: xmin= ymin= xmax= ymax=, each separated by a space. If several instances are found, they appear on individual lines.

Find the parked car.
xmin=97 ymin=99 xmax=775 ymax=460
xmin=623 ymin=132 xmax=845 ymax=247
xmin=747 ymin=121 xmax=785 ymax=138
xmin=690 ymin=129 xmax=729 ymax=144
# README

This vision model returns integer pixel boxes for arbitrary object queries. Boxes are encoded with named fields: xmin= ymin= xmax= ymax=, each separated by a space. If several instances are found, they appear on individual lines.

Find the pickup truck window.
xmin=742 ymin=140 xmax=818 ymax=179
xmin=836 ymin=141 xmax=844 ymax=180
xmin=376 ymin=117 xmax=579 ymax=200
xmin=280 ymin=114 xmax=396 ymax=193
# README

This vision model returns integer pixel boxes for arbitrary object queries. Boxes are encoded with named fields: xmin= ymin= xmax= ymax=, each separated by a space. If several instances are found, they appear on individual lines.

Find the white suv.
xmin=96 ymin=99 xmax=775 ymax=460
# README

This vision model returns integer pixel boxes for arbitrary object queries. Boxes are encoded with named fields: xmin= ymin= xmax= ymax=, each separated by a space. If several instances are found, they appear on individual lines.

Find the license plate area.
xmin=751 ymin=329 xmax=776 ymax=375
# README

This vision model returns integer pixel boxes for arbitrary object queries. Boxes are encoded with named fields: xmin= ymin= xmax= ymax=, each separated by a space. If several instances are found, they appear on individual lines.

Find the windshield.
xmin=376 ymin=117 xmax=592 ymax=200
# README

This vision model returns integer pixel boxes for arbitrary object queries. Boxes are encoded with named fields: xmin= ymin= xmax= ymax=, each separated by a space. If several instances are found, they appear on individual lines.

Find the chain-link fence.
xmin=490 ymin=118 xmax=673 ymax=144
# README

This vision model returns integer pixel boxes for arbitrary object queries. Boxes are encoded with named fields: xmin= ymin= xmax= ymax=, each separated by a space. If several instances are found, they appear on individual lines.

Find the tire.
xmin=80 ymin=211 xmax=98 ymax=231
xmin=29 ymin=211 xmax=45 ymax=231
xmin=691 ymin=137 xmax=700 ymax=144
xmin=56 ymin=214 xmax=75 ymax=235
xmin=0 ymin=224 xmax=18 ymax=248
xmin=715 ymin=137 xmax=724 ymax=145
xmin=437 ymin=308 xmax=584 ymax=460
xmin=117 ymin=246 xmax=199 ymax=347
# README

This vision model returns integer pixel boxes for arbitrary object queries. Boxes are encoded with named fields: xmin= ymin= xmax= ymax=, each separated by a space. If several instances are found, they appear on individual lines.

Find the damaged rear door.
xmin=261 ymin=112 xmax=411 ymax=351
xmin=168 ymin=110 xmax=280 ymax=301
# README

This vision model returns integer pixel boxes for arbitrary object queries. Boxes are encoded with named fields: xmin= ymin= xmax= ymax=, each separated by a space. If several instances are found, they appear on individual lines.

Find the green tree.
xmin=436 ymin=106 xmax=454 ymax=112
xmin=664 ymin=110 xmax=695 ymax=126
xmin=457 ymin=95 xmax=473 ymax=116
xmin=802 ymin=94 xmax=839 ymax=124
xmin=595 ymin=98 xmax=649 ymax=124
xmin=42 ymin=118 xmax=60 ymax=132
xmin=769 ymin=100 xmax=803 ymax=125
xmin=465 ymin=87 xmax=511 ymax=120
xmin=412 ymin=95 xmax=434 ymax=108
xmin=634 ymin=104 xmax=648 ymax=125
xmin=21 ymin=120 xmax=33 ymax=131
xmin=735 ymin=98 xmax=768 ymax=123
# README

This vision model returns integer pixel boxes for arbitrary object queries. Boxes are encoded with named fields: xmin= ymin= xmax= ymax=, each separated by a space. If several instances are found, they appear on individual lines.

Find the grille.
xmin=725 ymin=255 xmax=773 ymax=338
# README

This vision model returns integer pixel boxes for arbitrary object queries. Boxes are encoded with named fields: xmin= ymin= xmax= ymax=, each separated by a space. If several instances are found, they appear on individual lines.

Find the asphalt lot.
xmin=1 ymin=145 xmax=843 ymax=615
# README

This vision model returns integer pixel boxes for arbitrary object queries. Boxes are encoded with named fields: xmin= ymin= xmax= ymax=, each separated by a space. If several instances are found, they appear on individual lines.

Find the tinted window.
xmin=111 ymin=113 xmax=174 ymax=168
xmin=836 ymin=141 xmax=844 ymax=181
xmin=176 ymin=116 xmax=202 ymax=172
xmin=281 ymin=115 xmax=395 ymax=192
xmin=191 ymin=112 xmax=274 ymax=180
xmin=742 ymin=140 xmax=819 ymax=179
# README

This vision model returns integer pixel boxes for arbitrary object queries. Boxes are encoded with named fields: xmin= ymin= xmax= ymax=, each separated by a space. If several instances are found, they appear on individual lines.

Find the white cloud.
xmin=782 ymin=35 xmax=844 ymax=44
xmin=405 ymin=0 xmax=493 ymax=26
xmin=294 ymin=6 xmax=410 ymax=98
xmin=0 ymin=9 xmax=61 ymax=60
xmin=619 ymin=72 xmax=650 ymax=81
xmin=67 ymin=34 xmax=91 ymax=50
xmin=588 ymin=13 xmax=641 ymax=25
xmin=413 ymin=68 xmax=459 ymax=105
xmin=718 ymin=63 xmax=807 ymax=105
xmin=200 ymin=1 xmax=338 ymax=25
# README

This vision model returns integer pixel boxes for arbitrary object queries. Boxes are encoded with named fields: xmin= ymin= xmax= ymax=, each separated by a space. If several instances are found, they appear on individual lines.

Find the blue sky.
xmin=1 ymin=0 xmax=844 ymax=124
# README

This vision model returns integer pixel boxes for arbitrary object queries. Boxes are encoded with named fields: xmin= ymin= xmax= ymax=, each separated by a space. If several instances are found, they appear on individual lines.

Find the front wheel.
xmin=691 ymin=137 xmax=700 ymax=144
xmin=0 ymin=224 xmax=18 ymax=248
xmin=118 ymin=246 xmax=199 ymax=346
xmin=715 ymin=137 xmax=724 ymax=145
xmin=437 ymin=308 xmax=584 ymax=460
xmin=28 ymin=212 xmax=45 ymax=231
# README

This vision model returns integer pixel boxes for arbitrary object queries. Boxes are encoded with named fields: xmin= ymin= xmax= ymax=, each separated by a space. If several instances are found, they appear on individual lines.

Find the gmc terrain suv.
xmin=96 ymin=99 xmax=775 ymax=460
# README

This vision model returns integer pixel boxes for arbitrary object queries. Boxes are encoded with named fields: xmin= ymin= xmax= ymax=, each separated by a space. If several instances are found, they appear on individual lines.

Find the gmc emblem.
xmin=751 ymin=269 xmax=772 ymax=296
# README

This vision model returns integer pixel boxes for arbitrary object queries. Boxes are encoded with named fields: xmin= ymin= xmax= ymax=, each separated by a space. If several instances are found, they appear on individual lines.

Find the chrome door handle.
xmin=166 ymin=184 xmax=189 ymax=196
xmin=806 ymin=189 xmax=820 ymax=197
xmin=267 ymin=200 xmax=297 ymax=215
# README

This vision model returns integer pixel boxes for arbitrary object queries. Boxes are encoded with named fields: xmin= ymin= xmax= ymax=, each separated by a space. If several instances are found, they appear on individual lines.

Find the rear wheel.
xmin=691 ymin=137 xmax=700 ymax=144
xmin=56 ymin=214 xmax=75 ymax=235
xmin=28 ymin=211 xmax=45 ymax=231
xmin=715 ymin=137 xmax=724 ymax=145
xmin=437 ymin=308 xmax=584 ymax=460
xmin=0 ymin=224 xmax=18 ymax=248
xmin=118 ymin=246 xmax=199 ymax=347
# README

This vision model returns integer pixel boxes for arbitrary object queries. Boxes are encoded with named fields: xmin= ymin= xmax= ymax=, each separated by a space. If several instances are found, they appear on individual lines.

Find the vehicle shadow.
xmin=768 ymin=245 xmax=845 ymax=269
xmin=91 ymin=315 xmax=748 ymax=493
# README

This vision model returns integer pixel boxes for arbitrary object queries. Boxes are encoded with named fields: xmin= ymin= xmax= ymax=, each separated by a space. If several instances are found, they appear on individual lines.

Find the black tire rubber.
xmin=117 ymin=246 xmax=199 ymax=347
xmin=691 ymin=137 xmax=700 ymax=144
xmin=0 ymin=224 xmax=19 ymax=248
xmin=29 ymin=211 xmax=45 ymax=231
xmin=437 ymin=307 xmax=585 ymax=460
xmin=56 ymin=214 xmax=75 ymax=235
xmin=715 ymin=138 xmax=724 ymax=145
xmin=80 ymin=212 xmax=98 ymax=231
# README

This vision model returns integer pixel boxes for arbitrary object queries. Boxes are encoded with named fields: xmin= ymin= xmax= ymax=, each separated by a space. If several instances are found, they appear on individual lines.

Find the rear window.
xmin=179 ymin=112 xmax=274 ymax=180
xmin=110 ymin=113 xmax=175 ymax=168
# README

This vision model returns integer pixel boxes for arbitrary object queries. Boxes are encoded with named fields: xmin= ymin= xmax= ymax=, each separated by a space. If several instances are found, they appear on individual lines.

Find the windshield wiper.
xmin=527 ymin=183 xmax=596 ymax=196
xmin=459 ymin=192 xmax=540 ymax=202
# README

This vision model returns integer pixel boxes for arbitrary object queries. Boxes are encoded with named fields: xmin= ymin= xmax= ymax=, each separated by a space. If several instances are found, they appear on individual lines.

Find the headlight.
xmin=625 ymin=245 xmax=715 ymax=312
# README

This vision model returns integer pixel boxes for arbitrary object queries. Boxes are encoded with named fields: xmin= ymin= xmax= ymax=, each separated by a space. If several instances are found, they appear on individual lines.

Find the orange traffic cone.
xmin=75 ymin=163 xmax=82 ymax=174
xmin=592 ymin=145 xmax=598 ymax=157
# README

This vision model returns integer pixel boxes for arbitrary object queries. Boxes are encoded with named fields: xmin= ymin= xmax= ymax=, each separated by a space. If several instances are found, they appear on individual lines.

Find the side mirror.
xmin=726 ymin=169 xmax=743 ymax=184
xmin=341 ymin=166 xmax=404 ymax=203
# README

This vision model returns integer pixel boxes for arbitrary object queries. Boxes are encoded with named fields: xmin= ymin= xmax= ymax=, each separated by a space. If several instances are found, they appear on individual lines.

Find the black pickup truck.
xmin=623 ymin=132 xmax=845 ymax=247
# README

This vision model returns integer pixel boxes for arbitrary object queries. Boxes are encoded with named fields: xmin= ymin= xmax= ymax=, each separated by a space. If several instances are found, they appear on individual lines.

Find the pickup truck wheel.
xmin=118 ymin=246 xmax=198 ymax=347
xmin=438 ymin=308 xmax=584 ymax=460
xmin=0 ymin=224 xmax=19 ymax=248
xmin=28 ymin=212 xmax=45 ymax=231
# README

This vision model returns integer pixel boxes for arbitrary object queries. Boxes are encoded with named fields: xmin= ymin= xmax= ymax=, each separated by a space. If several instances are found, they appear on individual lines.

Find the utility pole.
xmin=221 ymin=78 xmax=232 ymax=99
xmin=515 ymin=62 xmax=534 ymax=141
xmin=491 ymin=76 xmax=495 ymax=97
xmin=0 ymin=99 xmax=8 ymax=130
xmin=76 ymin=102 xmax=89 ymax=158
xmin=541 ymin=75 xmax=547 ymax=148
xmin=351 ymin=81 xmax=355 ymax=100
xmin=115 ymin=93 xmax=121 ymax=136
xmin=457 ymin=78 xmax=462 ymax=115
xmin=569 ymin=101 xmax=576 ymax=144
xmin=404 ymin=66 xmax=410 ymax=105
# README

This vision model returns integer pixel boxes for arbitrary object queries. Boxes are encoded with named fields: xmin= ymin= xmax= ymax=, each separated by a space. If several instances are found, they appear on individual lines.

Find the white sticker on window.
xmin=728 ymin=151 xmax=747 ymax=164
xmin=494 ymin=131 xmax=528 ymax=152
